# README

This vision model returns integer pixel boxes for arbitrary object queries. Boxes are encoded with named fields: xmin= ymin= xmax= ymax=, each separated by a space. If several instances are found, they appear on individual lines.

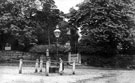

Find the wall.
xmin=0 ymin=51 xmax=37 ymax=61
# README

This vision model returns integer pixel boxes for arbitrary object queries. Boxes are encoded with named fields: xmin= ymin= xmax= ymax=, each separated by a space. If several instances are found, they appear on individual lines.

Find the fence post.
xmin=39 ymin=59 xmax=43 ymax=72
xmin=68 ymin=52 xmax=71 ymax=63
xmin=46 ymin=60 xmax=50 ymax=76
xmin=72 ymin=60 xmax=75 ymax=75
xmin=19 ymin=59 xmax=23 ymax=74
xmin=59 ymin=58 xmax=63 ymax=75
xmin=35 ymin=59 xmax=39 ymax=73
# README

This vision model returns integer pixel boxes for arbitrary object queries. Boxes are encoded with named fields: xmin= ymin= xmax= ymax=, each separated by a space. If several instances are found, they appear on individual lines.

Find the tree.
xmin=0 ymin=0 xmax=37 ymax=50
xmin=68 ymin=0 xmax=135 ymax=57
xmin=65 ymin=8 xmax=80 ymax=53
xmin=0 ymin=0 xmax=63 ymax=51
xmin=32 ymin=0 xmax=63 ymax=45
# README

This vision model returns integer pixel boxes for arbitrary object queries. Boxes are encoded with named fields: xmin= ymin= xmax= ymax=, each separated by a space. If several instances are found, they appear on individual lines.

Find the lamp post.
xmin=54 ymin=25 xmax=61 ymax=61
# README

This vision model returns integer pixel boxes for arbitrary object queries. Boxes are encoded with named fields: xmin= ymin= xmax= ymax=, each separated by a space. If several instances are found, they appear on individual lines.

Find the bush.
xmin=115 ymin=54 xmax=133 ymax=68
xmin=87 ymin=54 xmax=133 ymax=68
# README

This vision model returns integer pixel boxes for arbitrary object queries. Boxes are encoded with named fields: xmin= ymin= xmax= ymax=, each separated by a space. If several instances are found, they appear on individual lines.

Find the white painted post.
xmin=35 ymin=59 xmax=39 ymax=73
xmin=46 ymin=60 xmax=50 ymax=76
xmin=39 ymin=59 xmax=43 ymax=72
xmin=78 ymin=53 xmax=81 ymax=64
xmin=19 ymin=59 xmax=23 ymax=74
xmin=72 ymin=60 xmax=75 ymax=75
xmin=59 ymin=58 xmax=63 ymax=75
xmin=68 ymin=52 xmax=71 ymax=63
xmin=46 ymin=49 xmax=49 ymax=57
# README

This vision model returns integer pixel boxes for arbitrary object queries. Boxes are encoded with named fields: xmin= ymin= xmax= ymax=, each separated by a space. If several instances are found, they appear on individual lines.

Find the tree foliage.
xmin=0 ymin=0 xmax=63 ymax=51
xmin=69 ymin=0 xmax=135 ymax=56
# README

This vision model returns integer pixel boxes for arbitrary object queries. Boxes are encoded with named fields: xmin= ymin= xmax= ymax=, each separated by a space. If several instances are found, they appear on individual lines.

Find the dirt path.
xmin=1 ymin=66 xmax=133 ymax=83
xmin=0 ymin=66 xmax=102 ymax=83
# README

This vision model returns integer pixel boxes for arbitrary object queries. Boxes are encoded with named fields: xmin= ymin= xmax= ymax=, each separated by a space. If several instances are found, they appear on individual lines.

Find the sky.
xmin=55 ymin=0 xmax=83 ymax=13
xmin=54 ymin=0 xmax=83 ymax=40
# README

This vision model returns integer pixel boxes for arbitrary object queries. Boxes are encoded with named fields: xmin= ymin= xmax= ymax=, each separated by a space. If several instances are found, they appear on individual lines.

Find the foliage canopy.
xmin=0 ymin=0 xmax=63 ymax=51
xmin=68 ymin=0 xmax=135 ymax=56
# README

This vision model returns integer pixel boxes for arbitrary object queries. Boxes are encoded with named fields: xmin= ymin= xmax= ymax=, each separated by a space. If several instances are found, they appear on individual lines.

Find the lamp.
xmin=54 ymin=25 xmax=61 ymax=61
xmin=54 ymin=25 xmax=61 ymax=38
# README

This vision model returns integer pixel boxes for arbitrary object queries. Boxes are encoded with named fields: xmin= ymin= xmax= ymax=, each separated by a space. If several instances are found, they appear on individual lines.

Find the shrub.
xmin=86 ymin=54 xmax=133 ymax=68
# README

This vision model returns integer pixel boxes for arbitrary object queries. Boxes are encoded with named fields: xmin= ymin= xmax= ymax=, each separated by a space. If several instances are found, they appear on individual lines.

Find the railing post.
xmin=72 ymin=60 xmax=75 ymax=75
xmin=19 ymin=59 xmax=23 ymax=74
xmin=46 ymin=60 xmax=50 ymax=76
xmin=35 ymin=59 xmax=39 ymax=73
xmin=59 ymin=58 xmax=63 ymax=75
xmin=68 ymin=52 xmax=71 ymax=63
xmin=39 ymin=59 xmax=43 ymax=72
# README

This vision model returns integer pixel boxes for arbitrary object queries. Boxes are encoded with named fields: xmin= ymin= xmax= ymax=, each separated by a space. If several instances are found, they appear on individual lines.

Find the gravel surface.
xmin=1 ymin=66 xmax=133 ymax=83
xmin=0 ymin=66 xmax=106 ymax=83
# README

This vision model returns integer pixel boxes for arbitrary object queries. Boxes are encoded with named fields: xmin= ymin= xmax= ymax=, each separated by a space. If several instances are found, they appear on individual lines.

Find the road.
xmin=76 ymin=70 xmax=135 ymax=83
xmin=0 ymin=66 xmax=135 ymax=83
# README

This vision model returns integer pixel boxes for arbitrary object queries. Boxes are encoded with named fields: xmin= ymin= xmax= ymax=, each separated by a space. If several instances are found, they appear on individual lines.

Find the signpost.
xmin=68 ymin=53 xmax=81 ymax=65
xmin=5 ymin=43 xmax=11 ymax=50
